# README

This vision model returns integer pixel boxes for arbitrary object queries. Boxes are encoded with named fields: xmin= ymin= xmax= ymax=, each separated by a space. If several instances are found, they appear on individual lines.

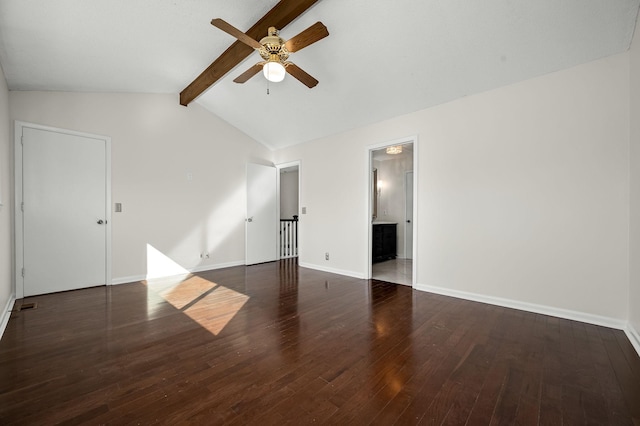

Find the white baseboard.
xmin=111 ymin=274 xmax=147 ymax=285
xmin=414 ymin=283 xmax=627 ymax=330
xmin=625 ymin=323 xmax=640 ymax=357
xmin=110 ymin=260 xmax=246 ymax=285
xmin=298 ymin=262 xmax=365 ymax=279
xmin=189 ymin=260 xmax=245 ymax=274
xmin=0 ymin=293 xmax=16 ymax=340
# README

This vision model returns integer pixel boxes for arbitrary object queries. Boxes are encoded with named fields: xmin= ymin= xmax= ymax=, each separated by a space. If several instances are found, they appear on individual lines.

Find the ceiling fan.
xmin=212 ymin=19 xmax=328 ymax=88
xmin=179 ymin=0 xmax=325 ymax=106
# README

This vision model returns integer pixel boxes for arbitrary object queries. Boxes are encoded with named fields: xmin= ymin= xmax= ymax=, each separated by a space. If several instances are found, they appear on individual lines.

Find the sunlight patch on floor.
xmin=156 ymin=275 xmax=217 ymax=310
xmin=183 ymin=282 xmax=250 ymax=335
xmin=147 ymin=274 xmax=249 ymax=336
xmin=145 ymin=244 xmax=249 ymax=335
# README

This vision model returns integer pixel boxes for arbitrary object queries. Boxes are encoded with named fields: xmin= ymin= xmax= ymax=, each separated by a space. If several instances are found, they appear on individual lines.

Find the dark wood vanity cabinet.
xmin=372 ymin=223 xmax=397 ymax=263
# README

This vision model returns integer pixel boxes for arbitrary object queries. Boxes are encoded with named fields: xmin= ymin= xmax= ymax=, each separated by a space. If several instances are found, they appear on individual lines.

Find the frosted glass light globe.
xmin=263 ymin=61 xmax=286 ymax=82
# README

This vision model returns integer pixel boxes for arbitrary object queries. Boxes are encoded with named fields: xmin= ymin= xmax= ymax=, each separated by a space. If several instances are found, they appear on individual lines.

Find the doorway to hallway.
xmin=277 ymin=161 xmax=300 ymax=260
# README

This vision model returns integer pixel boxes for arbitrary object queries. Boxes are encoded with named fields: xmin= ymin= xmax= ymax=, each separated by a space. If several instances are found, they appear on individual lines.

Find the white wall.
xmin=10 ymin=92 xmax=271 ymax=283
xmin=280 ymin=170 xmax=298 ymax=219
xmin=0 ymin=64 xmax=13 ymax=325
xmin=276 ymin=52 xmax=630 ymax=322
xmin=629 ymin=19 xmax=640 ymax=338
xmin=275 ymin=133 xmax=369 ymax=277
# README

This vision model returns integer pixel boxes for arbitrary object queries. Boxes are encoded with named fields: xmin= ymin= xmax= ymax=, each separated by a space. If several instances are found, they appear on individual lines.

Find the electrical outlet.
xmin=325 ymin=252 xmax=330 ymax=261
xmin=200 ymin=252 xmax=210 ymax=259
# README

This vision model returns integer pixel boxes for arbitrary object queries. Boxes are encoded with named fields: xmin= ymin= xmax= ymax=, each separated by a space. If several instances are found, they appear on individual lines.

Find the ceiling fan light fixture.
xmin=263 ymin=61 xmax=286 ymax=82
xmin=386 ymin=146 xmax=403 ymax=155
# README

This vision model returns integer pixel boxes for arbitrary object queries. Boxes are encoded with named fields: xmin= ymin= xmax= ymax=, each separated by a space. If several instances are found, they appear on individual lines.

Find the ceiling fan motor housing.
xmin=259 ymin=27 xmax=289 ymax=63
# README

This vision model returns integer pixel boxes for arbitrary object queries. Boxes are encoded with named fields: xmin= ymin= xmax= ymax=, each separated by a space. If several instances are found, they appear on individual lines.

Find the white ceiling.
xmin=0 ymin=1 xmax=638 ymax=150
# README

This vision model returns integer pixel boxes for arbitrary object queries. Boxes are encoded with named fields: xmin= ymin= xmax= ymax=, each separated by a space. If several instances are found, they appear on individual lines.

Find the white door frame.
xmin=14 ymin=121 xmax=112 ymax=299
xmin=366 ymin=135 xmax=418 ymax=286
xmin=405 ymin=170 xmax=414 ymax=259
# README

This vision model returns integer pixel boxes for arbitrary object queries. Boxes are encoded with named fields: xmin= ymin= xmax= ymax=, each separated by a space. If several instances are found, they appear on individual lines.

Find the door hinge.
xmin=20 ymin=135 xmax=23 ymax=145
xmin=21 ymin=268 xmax=25 ymax=277
xmin=21 ymin=202 xmax=24 ymax=212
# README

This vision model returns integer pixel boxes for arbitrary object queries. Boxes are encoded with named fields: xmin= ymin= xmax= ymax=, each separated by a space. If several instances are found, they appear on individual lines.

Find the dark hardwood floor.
xmin=1 ymin=259 xmax=639 ymax=424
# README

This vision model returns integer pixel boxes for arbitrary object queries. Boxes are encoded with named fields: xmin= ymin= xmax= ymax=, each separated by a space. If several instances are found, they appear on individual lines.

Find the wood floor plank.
xmin=392 ymin=302 xmax=486 ymax=424
xmin=596 ymin=326 xmax=640 ymax=423
xmin=1 ymin=260 xmax=639 ymax=424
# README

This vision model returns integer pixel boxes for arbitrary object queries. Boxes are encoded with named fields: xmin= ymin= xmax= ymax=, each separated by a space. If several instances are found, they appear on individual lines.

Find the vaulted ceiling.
xmin=0 ymin=1 xmax=638 ymax=150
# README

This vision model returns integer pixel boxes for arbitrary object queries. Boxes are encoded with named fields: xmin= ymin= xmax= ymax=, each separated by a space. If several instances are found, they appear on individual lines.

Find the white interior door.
xmin=22 ymin=127 xmax=108 ymax=296
xmin=246 ymin=163 xmax=278 ymax=265
xmin=405 ymin=171 xmax=414 ymax=259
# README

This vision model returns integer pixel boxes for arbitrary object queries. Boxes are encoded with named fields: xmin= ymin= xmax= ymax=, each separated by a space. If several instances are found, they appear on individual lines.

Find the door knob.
xmin=246 ymin=217 xmax=253 ymax=223
xmin=406 ymin=220 xmax=411 ymax=223
xmin=97 ymin=220 xmax=104 ymax=225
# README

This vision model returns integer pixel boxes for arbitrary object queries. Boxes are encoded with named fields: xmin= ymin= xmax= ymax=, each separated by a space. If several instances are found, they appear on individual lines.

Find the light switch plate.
xmin=115 ymin=203 xmax=122 ymax=212
xmin=302 ymin=207 xmax=307 ymax=214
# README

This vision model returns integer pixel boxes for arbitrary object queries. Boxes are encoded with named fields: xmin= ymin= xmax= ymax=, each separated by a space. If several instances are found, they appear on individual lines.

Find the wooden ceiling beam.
xmin=180 ymin=0 xmax=322 ymax=106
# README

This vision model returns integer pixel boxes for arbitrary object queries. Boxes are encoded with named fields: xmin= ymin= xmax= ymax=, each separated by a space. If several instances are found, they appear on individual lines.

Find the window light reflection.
xmin=145 ymin=244 xmax=249 ymax=335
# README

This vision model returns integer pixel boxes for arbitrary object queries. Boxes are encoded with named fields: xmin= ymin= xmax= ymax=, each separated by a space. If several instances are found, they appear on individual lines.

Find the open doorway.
xmin=368 ymin=139 xmax=416 ymax=286
xmin=277 ymin=161 xmax=300 ymax=259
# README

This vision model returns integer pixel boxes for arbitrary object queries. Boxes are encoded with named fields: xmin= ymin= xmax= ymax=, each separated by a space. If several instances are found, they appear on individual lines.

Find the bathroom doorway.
xmin=368 ymin=138 xmax=417 ymax=286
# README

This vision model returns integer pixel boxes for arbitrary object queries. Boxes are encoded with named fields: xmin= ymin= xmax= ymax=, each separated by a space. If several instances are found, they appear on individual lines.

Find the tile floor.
xmin=372 ymin=258 xmax=412 ymax=286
